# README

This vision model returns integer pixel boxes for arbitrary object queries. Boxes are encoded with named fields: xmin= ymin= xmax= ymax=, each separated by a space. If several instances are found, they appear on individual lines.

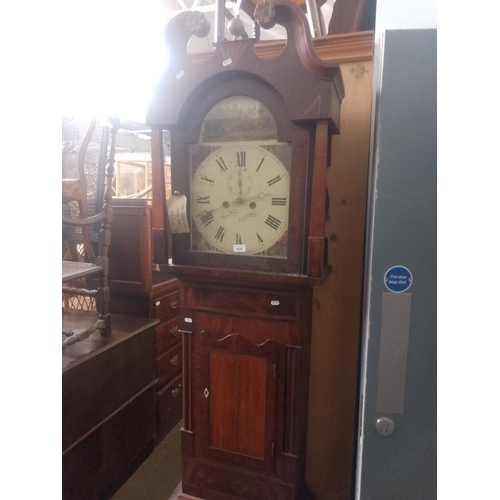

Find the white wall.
xmin=375 ymin=0 xmax=437 ymax=35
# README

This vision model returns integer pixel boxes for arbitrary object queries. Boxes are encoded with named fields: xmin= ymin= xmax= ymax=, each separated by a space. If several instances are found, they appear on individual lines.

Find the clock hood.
xmin=146 ymin=0 xmax=344 ymax=133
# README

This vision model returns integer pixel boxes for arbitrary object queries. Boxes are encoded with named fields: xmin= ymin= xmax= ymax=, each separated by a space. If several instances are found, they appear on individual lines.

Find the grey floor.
xmin=110 ymin=421 xmax=183 ymax=500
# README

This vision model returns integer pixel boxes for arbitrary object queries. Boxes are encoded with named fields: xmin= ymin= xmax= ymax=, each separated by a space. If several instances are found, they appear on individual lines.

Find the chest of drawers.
xmin=108 ymin=199 xmax=183 ymax=443
xmin=110 ymin=278 xmax=182 ymax=442
xmin=152 ymin=283 xmax=183 ymax=441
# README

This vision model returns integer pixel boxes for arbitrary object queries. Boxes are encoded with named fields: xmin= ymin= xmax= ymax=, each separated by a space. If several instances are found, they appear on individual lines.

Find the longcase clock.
xmin=146 ymin=1 xmax=344 ymax=498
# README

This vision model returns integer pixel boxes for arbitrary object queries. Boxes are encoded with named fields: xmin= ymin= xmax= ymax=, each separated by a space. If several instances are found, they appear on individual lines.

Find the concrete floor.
xmin=110 ymin=421 xmax=183 ymax=500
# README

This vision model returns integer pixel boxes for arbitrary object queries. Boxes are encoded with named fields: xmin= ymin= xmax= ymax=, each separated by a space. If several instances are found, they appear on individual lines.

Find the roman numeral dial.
xmin=236 ymin=151 xmax=246 ymax=167
xmin=190 ymin=143 xmax=290 ymax=256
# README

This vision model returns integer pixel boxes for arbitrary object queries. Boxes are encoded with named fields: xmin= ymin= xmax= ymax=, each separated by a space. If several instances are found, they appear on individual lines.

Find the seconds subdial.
xmin=227 ymin=169 xmax=253 ymax=198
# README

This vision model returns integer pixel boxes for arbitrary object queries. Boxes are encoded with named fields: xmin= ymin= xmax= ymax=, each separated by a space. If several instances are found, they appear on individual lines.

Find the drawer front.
xmin=184 ymin=285 xmax=298 ymax=319
xmin=157 ymin=373 xmax=183 ymax=439
xmin=157 ymin=342 xmax=182 ymax=388
xmin=155 ymin=316 xmax=181 ymax=355
xmin=154 ymin=290 xmax=180 ymax=320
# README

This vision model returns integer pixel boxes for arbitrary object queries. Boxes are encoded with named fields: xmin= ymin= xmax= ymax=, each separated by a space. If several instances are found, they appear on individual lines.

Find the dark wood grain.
xmin=147 ymin=2 xmax=344 ymax=129
xmin=108 ymin=200 xmax=152 ymax=293
xmin=147 ymin=3 xmax=343 ymax=280
xmin=176 ymin=282 xmax=312 ymax=498
xmin=156 ymin=315 xmax=181 ymax=354
xmin=62 ymin=311 xmax=158 ymax=499
xmin=183 ymin=283 xmax=299 ymax=320
xmin=168 ymin=75 xmax=310 ymax=276
xmin=160 ymin=263 xmax=331 ymax=288
xmin=145 ymin=2 xmax=344 ymax=498
xmin=157 ymin=373 xmax=183 ymax=442
xmin=62 ymin=310 xmax=158 ymax=371
xmin=157 ymin=342 xmax=183 ymax=387
xmin=107 ymin=203 xmax=183 ymax=438
xmin=100 ymin=198 xmax=184 ymax=441
xmin=63 ymin=384 xmax=157 ymax=500
xmin=198 ymin=332 xmax=278 ymax=470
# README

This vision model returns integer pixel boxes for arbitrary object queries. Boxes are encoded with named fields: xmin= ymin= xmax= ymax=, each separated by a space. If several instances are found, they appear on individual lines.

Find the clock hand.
xmin=240 ymin=191 xmax=272 ymax=204
xmin=226 ymin=192 xmax=273 ymax=210
xmin=196 ymin=191 xmax=274 ymax=223
xmin=238 ymin=169 xmax=243 ymax=198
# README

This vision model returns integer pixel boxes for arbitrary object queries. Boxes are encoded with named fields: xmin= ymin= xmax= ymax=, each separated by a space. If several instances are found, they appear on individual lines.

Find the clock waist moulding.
xmin=146 ymin=1 xmax=344 ymax=498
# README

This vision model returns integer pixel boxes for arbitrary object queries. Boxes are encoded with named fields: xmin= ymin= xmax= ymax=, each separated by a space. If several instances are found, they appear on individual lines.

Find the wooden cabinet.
xmin=180 ymin=281 xmax=314 ymax=500
xmin=108 ymin=199 xmax=182 ymax=441
xmin=108 ymin=198 xmax=154 ymax=294
xmin=62 ymin=312 xmax=159 ymax=500
xmin=110 ymin=283 xmax=183 ymax=442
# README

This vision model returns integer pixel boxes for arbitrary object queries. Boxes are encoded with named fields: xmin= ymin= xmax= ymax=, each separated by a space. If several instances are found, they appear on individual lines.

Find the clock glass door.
xmin=189 ymin=96 xmax=292 ymax=259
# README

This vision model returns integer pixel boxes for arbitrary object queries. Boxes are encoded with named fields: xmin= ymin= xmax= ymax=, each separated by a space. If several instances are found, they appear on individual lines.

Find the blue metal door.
xmin=356 ymin=29 xmax=437 ymax=500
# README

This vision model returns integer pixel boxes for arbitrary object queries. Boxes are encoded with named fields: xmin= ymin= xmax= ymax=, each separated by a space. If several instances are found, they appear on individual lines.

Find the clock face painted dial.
xmin=190 ymin=144 xmax=290 ymax=255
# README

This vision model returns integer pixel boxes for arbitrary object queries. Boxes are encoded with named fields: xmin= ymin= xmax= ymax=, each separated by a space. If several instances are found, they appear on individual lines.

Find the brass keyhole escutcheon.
xmin=204 ymin=388 xmax=209 ymax=398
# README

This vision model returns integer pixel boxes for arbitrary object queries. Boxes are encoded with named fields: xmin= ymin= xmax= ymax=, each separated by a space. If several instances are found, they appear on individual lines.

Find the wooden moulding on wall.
xmin=188 ymin=31 xmax=374 ymax=65
xmin=305 ymin=39 xmax=374 ymax=500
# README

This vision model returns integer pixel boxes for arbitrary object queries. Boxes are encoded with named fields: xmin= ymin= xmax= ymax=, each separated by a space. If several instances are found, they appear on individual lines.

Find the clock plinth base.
xmin=182 ymin=457 xmax=312 ymax=500
xmin=168 ymin=482 xmax=197 ymax=500
xmin=169 ymin=481 xmax=315 ymax=500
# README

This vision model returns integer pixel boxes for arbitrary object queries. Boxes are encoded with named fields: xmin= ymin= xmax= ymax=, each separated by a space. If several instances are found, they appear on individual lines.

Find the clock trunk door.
xmin=197 ymin=330 xmax=278 ymax=472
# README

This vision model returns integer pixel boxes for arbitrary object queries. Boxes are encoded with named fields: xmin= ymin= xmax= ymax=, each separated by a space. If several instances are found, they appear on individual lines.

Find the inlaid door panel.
xmin=197 ymin=329 xmax=278 ymax=472
xmin=210 ymin=351 xmax=267 ymax=459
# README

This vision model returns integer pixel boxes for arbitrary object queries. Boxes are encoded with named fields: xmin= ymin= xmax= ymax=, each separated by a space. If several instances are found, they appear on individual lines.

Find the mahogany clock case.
xmin=146 ymin=1 xmax=344 ymax=281
xmin=169 ymin=75 xmax=313 ymax=276
xmin=178 ymin=279 xmax=315 ymax=500
xmin=144 ymin=4 xmax=346 ymax=499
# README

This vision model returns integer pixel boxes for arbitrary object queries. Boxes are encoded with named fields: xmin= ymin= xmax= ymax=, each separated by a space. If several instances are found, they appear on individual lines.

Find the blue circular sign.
xmin=384 ymin=265 xmax=413 ymax=293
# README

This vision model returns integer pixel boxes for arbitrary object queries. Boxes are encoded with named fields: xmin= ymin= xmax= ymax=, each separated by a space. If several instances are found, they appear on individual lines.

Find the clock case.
xmin=147 ymin=0 xmax=344 ymax=285
xmin=146 ymin=2 xmax=344 ymax=499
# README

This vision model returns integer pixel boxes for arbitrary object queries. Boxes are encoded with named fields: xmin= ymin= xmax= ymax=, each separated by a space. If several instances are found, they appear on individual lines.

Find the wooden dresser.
xmin=153 ymin=282 xmax=183 ymax=441
xmin=62 ymin=311 xmax=159 ymax=500
xmin=108 ymin=198 xmax=183 ymax=442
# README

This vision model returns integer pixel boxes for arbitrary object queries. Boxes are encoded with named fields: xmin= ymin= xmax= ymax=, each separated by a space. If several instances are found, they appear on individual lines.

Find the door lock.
xmin=376 ymin=417 xmax=395 ymax=436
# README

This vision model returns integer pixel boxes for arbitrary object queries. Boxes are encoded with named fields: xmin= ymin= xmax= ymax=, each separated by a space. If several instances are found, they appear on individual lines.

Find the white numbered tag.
xmin=167 ymin=194 xmax=190 ymax=234
xmin=233 ymin=244 xmax=246 ymax=253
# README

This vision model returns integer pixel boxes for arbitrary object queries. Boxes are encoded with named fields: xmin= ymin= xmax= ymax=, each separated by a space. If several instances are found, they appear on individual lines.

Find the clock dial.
xmin=190 ymin=144 xmax=290 ymax=256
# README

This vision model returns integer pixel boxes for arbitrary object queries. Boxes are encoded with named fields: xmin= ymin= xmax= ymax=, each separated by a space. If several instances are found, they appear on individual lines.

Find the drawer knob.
xmin=170 ymin=300 xmax=179 ymax=309
xmin=170 ymin=325 xmax=179 ymax=336
xmin=172 ymin=385 xmax=181 ymax=397
xmin=170 ymin=354 xmax=179 ymax=366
